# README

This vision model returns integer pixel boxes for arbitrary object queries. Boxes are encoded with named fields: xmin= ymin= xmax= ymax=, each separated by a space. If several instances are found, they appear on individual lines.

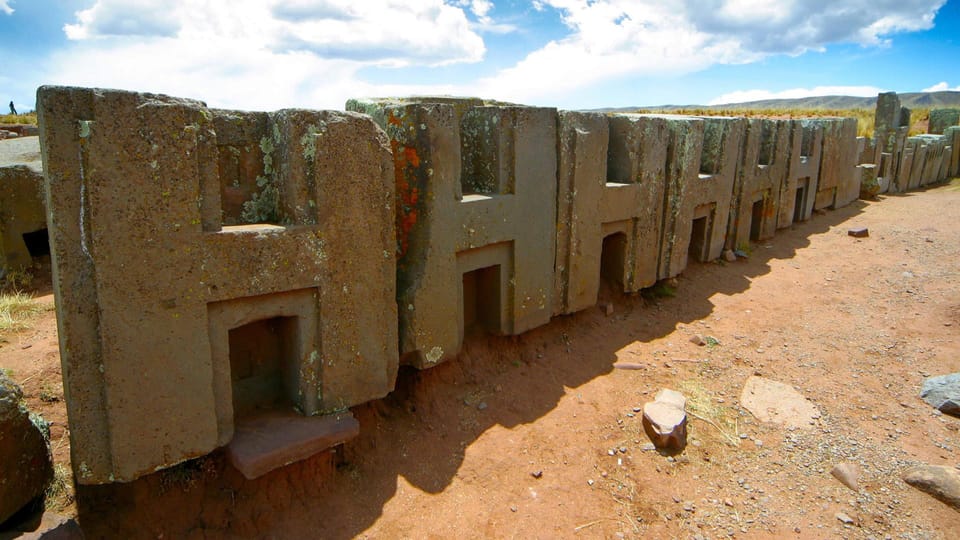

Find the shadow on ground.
xmin=74 ymin=201 xmax=867 ymax=538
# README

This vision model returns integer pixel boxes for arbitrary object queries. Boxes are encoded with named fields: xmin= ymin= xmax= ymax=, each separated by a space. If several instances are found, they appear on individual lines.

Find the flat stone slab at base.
xmin=226 ymin=409 xmax=359 ymax=480
xmin=740 ymin=376 xmax=820 ymax=429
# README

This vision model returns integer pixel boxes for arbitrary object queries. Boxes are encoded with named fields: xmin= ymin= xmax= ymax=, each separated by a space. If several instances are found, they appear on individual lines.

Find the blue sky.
xmin=2 ymin=0 xmax=959 ymax=113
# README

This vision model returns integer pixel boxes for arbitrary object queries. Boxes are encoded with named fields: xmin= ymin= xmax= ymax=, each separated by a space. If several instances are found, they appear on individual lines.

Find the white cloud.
xmin=708 ymin=85 xmax=885 ymax=105
xmin=922 ymin=81 xmax=960 ymax=92
xmin=1 ymin=0 xmax=13 ymax=16
xmin=41 ymin=0 xmax=949 ymax=111
xmin=472 ymin=0 xmax=945 ymax=104
xmin=45 ymin=0 xmax=493 ymax=110
xmin=64 ymin=0 xmax=485 ymax=67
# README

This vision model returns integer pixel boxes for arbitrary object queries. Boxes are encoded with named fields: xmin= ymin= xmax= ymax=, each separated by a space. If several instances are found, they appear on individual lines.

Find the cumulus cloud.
xmin=43 ymin=0 xmax=949 ymax=110
xmin=683 ymin=0 xmax=944 ymax=53
xmin=708 ymin=85 xmax=885 ymax=105
xmin=1 ymin=0 xmax=13 ymax=16
xmin=922 ymin=81 xmax=960 ymax=92
xmin=64 ymin=0 xmax=484 ymax=66
xmin=47 ymin=0 xmax=492 ymax=109
xmin=474 ymin=0 xmax=945 ymax=104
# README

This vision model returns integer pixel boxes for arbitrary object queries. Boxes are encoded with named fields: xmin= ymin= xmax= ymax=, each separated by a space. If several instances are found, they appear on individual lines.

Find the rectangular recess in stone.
xmin=347 ymin=97 xmax=556 ymax=369
xmin=39 ymin=86 xmax=397 ymax=484
xmin=688 ymin=204 xmax=714 ymax=263
xmin=209 ymin=112 xmax=270 ymax=227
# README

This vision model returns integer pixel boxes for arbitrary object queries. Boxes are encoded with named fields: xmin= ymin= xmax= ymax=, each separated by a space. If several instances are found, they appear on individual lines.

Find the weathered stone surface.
xmin=858 ymin=164 xmax=880 ymax=199
xmin=642 ymin=401 xmax=687 ymax=451
xmin=655 ymin=388 xmax=687 ymax=410
xmin=0 ymin=136 xmax=47 ymax=273
xmin=812 ymin=118 xmax=860 ymax=210
xmin=740 ymin=376 xmax=820 ymax=429
xmin=903 ymin=464 xmax=960 ymax=510
xmin=348 ymin=97 xmax=557 ymax=367
xmin=831 ymin=462 xmax=862 ymax=491
xmin=39 ymin=86 xmax=398 ymax=484
xmin=0 ymin=372 xmax=53 ymax=524
xmin=920 ymin=373 xmax=960 ymax=417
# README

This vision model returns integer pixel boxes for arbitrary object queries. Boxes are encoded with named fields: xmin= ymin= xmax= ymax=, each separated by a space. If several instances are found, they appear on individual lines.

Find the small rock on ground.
xmin=903 ymin=464 xmax=960 ymax=510
xmin=831 ymin=462 xmax=862 ymax=491
xmin=920 ymin=373 xmax=960 ymax=417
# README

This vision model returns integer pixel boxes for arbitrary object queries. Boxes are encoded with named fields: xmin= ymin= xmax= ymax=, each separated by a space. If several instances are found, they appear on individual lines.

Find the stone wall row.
xmin=35 ymin=87 xmax=959 ymax=484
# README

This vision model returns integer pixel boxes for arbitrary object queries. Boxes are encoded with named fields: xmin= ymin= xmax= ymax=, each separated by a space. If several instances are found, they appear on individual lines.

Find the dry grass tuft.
xmin=0 ymin=290 xmax=44 ymax=333
xmin=678 ymin=378 xmax=740 ymax=446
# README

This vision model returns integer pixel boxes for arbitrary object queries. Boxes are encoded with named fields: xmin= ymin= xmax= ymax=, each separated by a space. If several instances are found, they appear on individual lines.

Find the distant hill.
xmin=598 ymin=91 xmax=960 ymax=112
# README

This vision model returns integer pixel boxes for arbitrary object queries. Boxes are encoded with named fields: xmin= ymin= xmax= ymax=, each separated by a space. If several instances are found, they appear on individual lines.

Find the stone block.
xmin=811 ymin=118 xmax=860 ymax=209
xmin=858 ymin=164 xmax=880 ymax=199
xmin=347 ymin=97 xmax=557 ymax=368
xmin=685 ymin=116 xmax=744 ymax=261
xmin=0 ymin=136 xmax=47 ymax=273
xmin=728 ymin=118 xmax=790 ymax=248
xmin=778 ymin=120 xmax=823 ymax=227
xmin=554 ymin=112 xmax=655 ymax=313
xmin=0 ymin=372 xmax=53 ymax=524
xmin=38 ymin=86 xmax=398 ymax=484
xmin=944 ymin=127 xmax=960 ymax=178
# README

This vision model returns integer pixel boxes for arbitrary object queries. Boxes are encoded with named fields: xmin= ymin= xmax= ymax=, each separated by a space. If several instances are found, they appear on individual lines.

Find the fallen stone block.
xmin=740 ymin=376 xmax=820 ymax=429
xmin=0 ymin=371 xmax=53 ymax=525
xmin=642 ymin=402 xmax=687 ymax=451
xmin=903 ymin=464 xmax=960 ymax=511
xmin=642 ymin=388 xmax=688 ymax=451
xmin=848 ymin=227 xmax=869 ymax=238
xmin=920 ymin=373 xmax=960 ymax=417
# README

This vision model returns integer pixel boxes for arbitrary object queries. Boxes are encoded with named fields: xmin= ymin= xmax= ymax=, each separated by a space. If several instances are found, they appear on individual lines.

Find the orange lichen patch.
xmin=404 ymin=147 xmax=420 ymax=168
xmin=391 ymin=138 xmax=422 ymax=260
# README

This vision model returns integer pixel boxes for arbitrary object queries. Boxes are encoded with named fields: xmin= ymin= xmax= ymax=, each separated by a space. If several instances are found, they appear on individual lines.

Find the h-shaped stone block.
xmin=39 ymin=86 xmax=398 ymax=484
xmin=347 ymin=97 xmax=557 ymax=368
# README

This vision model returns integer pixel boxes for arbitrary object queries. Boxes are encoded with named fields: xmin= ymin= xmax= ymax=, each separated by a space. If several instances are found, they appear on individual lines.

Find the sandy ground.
xmin=2 ymin=180 xmax=960 ymax=539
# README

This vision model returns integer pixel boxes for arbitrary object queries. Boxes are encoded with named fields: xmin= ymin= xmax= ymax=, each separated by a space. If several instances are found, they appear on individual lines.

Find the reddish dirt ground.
xmin=3 ymin=180 xmax=960 ymax=539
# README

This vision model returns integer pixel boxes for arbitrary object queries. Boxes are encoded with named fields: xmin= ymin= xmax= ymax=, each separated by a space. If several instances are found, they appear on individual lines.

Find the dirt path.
xmin=3 ymin=181 xmax=960 ymax=539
